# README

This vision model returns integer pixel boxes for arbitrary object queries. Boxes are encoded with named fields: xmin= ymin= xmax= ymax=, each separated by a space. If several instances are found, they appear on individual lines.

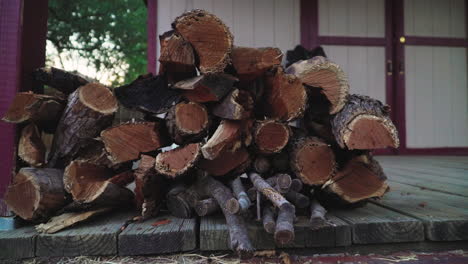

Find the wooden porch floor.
xmin=1 ymin=156 xmax=467 ymax=259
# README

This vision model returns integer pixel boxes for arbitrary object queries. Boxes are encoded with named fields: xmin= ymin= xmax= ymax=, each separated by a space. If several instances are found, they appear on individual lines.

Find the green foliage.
xmin=47 ymin=0 xmax=147 ymax=85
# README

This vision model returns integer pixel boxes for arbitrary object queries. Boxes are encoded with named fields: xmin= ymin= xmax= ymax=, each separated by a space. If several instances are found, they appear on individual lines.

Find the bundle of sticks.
xmin=1 ymin=9 xmax=398 ymax=256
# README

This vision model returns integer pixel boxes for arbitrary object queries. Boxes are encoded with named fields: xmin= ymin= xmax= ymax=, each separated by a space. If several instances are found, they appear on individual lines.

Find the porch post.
xmin=147 ymin=0 xmax=158 ymax=74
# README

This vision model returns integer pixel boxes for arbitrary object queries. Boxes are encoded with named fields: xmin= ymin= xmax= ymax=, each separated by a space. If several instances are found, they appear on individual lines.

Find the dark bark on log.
xmin=275 ymin=203 xmax=295 ymax=245
xmin=4 ymin=168 xmax=68 ymax=222
xmin=309 ymin=199 xmax=328 ymax=230
xmin=230 ymin=176 xmax=251 ymax=212
xmin=134 ymin=155 xmax=165 ymax=219
xmin=174 ymin=73 xmax=238 ymax=103
xmin=18 ymin=123 xmax=46 ymax=167
xmin=248 ymin=172 xmax=293 ymax=210
xmin=198 ymin=147 xmax=251 ymax=177
xmin=166 ymin=101 xmax=209 ymax=144
xmin=166 ymin=184 xmax=194 ymax=218
xmin=254 ymin=120 xmax=291 ymax=154
xmin=231 ymin=46 xmax=283 ymax=82
xmin=331 ymin=94 xmax=399 ymax=150
xmin=155 ymin=143 xmax=202 ymax=179
xmin=265 ymin=173 xmax=292 ymax=194
xmin=32 ymin=67 xmax=90 ymax=94
xmin=173 ymin=9 xmax=233 ymax=73
xmin=290 ymin=179 xmax=303 ymax=193
xmin=253 ymin=156 xmax=271 ymax=174
xmin=114 ymin=73 xmax=181 ymax=114
xmin=194 ymin=198 xmax=220 ymax=216
xmin=285 ymin=191 xmax=310 ymax=209
xmin=212 ymin=89 xmax=253 ymax=120
xmin=198 ymin=176 xmax=240 ymax=215
xmin=48 ymin=83 xmax=118 ymax=168
xmin=262 ymin=205 xmax=276 ymax=234
xmin=201 ymin=120 xmax=242 ymax=160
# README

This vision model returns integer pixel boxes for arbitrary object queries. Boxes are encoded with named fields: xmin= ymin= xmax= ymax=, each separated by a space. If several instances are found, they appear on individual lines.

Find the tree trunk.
xmin=231 ymin=46 xmax=282 ymax=82
xmin=32 ymin=67 xmax=90 ymax=94
xmin=18 ymin=123 xmax=46 ymax=167
xmin=173 ymin=73 xmax=237 ymax=103
xmin=155 ymin=143 xmax=202 ymax=179
xmin=212 ymin=89 xmax=253 ymax=120
xmin=166 ymin=101 xmax=209 ymax=144
xmin=253 ymin=120 xmax=291 ymax=154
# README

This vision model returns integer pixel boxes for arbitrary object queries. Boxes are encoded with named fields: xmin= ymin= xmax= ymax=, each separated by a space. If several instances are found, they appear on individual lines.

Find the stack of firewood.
xmin=1 ymin=10 xmax=398 ymax=256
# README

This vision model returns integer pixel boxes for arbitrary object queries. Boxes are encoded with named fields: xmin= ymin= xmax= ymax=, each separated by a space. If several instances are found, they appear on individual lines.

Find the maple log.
xmin=100 ymin=121 xmax=168 ymax=165
xmin=173 ymin=9 xmax=233 ymax=73
xmin=286 ymin=56 xmax=349 ymax=114
xmin=253 ymin=156 xmax=271 ymax=174
xmin=48 ymin=83 xmax=118 ymax=168
xmin=212 ymin=89 xmax=253 ymax=120
xmin=263 ymin=67 xmax=307 ymax=121
xmin=115 ymin=73 xmax=181 ymax=114
xmin=254 ymin=120 xmax=290 ymax=154
xmin=158 ymin=30 xmax=196 ymax=82
xmin=166 ymin=101 xmax=209 ymax=144
xmin=289 ymin=136 xmax=336 ymax=186
xmin=309 ymin=199 xmax=328 ymax=230
xmin=63 ymin=161 xmax=134 ymax=207
xmin=331 ymin=94 xmax=399 ymax=150
xmin=4 ymin=168 xmax=67 ymax=222
xmin=199 ymin=147 xmax=251 ymax=177
xmin=32 ymin=67 xmax=90 ymax=94
xmin=230 ymin=176 xmax=251 ymax=212
xmin=155 ymin=143 xmax=202 ymax=179
xmin=18 ymin=123 xmax=46 ymax=167
xmin=134 ymin=155 xmax=165 ymax=219
xmin=201 ymin=120 xmax=242 ymax=160
xmin=1 ymin=92 xmax=64 ymax=133
xmin=262 ymin=205 xmax=276 ymax=234
xmin=325 ymin=154 xmax=389 ymax=204
xmin=195 ymin=197 xmax=220 ymax=216
xmin=173 ymin=73 xmax=237 ymax=103
xmin=231 ymin=46 xmax=283 ymax=82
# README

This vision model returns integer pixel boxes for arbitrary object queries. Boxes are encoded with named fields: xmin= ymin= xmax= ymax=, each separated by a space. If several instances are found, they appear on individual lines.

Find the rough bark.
xmin=134 ymin=155 xmax=165 ymax=219
xmin=230 ymin=176 xmax=251 ymax=212
xmin=289 ymin=136 xmax=336 ymax=186
xmin=265 ymin=173 xmax=293 ymax=194
xmin=198 ymin=147 xmax=251 ymax=177
xmin=195 ymin=197 xmax=220 ymax=216
xmin=286 ymin=56 xmax=349 ymax=114
xmin=254 ymin=120 xmax=291 ymax=154
xmin=263 ymin=67 xmax=307 ymax=121
xmin=173 ymin=73 xmax=238 ymax=103
xmin=274 ymin=202 xmax=296 ymax=245
xmin=331 ymin=94 xmax=399 ymax=150
xmin=262 ymin=205 xmax=276 ymax=234
xmin=248 ymin=172 xmax=293 ymax=210
xmin=18 ymin=123 xmax=46 ymax=167
xmin=166 ymin=101 xmax=209 ymax=144
xmin=166 ymin=184 xmax=194 ymax=218
xmin=32 ymin=67 xmax=90 ymax=94
xmin=173 ymin=9 xmax=233 ymax=73
xmin=212 ymin=89 xmax=253 ymax=120
xmin=231 ymin=46 xmax=283 ymax=82
xmin=198 ymin=176 xmax=240 ymax=215
xmin=201 ymin=120 xmax=242 ymax=160
xmin=309 ymin=199 xmax=328 ymax=230
xmin=4 ymin=168 xmax=67 ymax=222
xmin=100 ymin=121 xmax=169 ymax=164
xmin=155 ymin=143 xmax=202 ymax=179
xmin=48 ymin=83 xmax=118 ymax=168
xmin=1 ymin=92 xmax=65 ymax=133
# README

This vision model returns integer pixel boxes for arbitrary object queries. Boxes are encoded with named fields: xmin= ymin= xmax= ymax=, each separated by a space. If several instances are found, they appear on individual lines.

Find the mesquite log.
xmin=309 ymin=199 xmax=328 ymax=230
xmin=159 ymin=30 xmax=197 ymax=83
xmin=253 ymin=156 xmax=271 ymax=174
xmin=4 ymin=168 xmax=68 ymax=222
xmin=166 ymin=101 xmax=209 ymax=144
xmin=199 ymin=147 xmax=251 ymax=177
xmin=254 ymin=120 xmax=290 ymax=154
xmin=18 ymin=123 xmax=46 ymax=167
xmin=212 ymin=89 xmax=253 ymax=120
xmin=231 ymin=46 xmax=283 ymax=82
xmin=195 ymin=198 xmax=220 ymax=216
xmin=174 ymin=73 xmax=238 ymax=103
xmin=198 ymin=176 xmax=240 ymax=215
xmin=155 ymin=143 xmax=202 ymax=179
xmin=262 ymin=205 xmax=276 ymax=234
xmin=201 ymin=120 xmax=242 ymax=160
xmin=32 ymin=67 xmax=90 ymax=94
xmin=265 ymin=173 xmax=292 ymax=194
xmin=290 ymin=179 xmax=303 ymax=192
xmin=331 ymin=94 xmax=399 ymax=150
xmin=166 ymin=185 xmax=194 ymax=218
xmin=134 ymin=155 xmax=165 ymax=219
xmin=230 ymin=176 xmax=251 ymax=212
xmin=48 ymin=83 xmax=118 ymax=168
xmin=285 ymin=191 xmax=310 ymax=209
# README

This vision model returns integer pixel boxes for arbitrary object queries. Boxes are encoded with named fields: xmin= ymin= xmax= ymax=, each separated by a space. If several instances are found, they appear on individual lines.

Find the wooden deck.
xmin=1 ymin=156 xmax=467 ymax=259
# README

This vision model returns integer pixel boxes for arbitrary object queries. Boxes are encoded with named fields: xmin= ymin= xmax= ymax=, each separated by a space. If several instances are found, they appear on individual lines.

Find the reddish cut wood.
xmin=4 ymin=168 xmax=67 ymax=222
xmin=231 ymin=46 xmax=283 ymax=82
xmin=173 ymin=9 xmax=233 ymax=73
xmin=254 ymin=120 xmax=290 ymax=154
xmin=286 ymin=56 xmax=349 ymax=114
xmin=201 ymin=120 xmax=242 ymax=160
xmin=263 ymin=67 xmax=307 ymax=121
xmin=18 ymin=123 xmax=46 ymax=167
xmin=212 ymin=89 xmax=253 ymax=120
xmin=134 ymin=155 xmax=165 ymax=219
xmin=289 ymin=136 xmax=336 ymax=186
xmin=174 ymin=73 xmax=237 ymax=103
xmin=158 ymin=31 xmax=196 ymax=83
xmin=166 ymin=102 xmax=209 ymax=144
xmin=155 ymin=143 xmax=202 ymax=179
xmin=100 ymin=121 xmax=168 ymax=164
xmin=199 ymin=147 xmax=250 ymax=177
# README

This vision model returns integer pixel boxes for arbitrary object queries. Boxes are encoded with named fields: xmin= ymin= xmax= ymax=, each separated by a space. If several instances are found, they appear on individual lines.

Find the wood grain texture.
xmin=119 ymin=215 xmax=196 ymax=255
xmin=0 ymin=226 xmax=37 ymax=259
xmin=35 ymin=211 xmax=132 ymax=257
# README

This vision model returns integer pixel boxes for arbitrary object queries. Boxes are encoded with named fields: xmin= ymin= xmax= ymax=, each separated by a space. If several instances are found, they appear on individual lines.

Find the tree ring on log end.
xmin=4 ymin=171 xmax=41 ymax=220
xmin=254 ymin=120 xmax=290 ymax=154
xmin=343 ymin=114 xmax=399 ymax=150
xmin=79 ymin=83 xmax=118 ymax=115
xmin=175 ymin=102 xmax=209 ymax=134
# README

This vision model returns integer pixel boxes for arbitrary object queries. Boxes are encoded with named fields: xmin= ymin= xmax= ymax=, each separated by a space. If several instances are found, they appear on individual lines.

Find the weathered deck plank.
xmin=0 ymin=226 xmax=36 ymax=259
xmin=119 ymin=215 xmax=197 ymax=255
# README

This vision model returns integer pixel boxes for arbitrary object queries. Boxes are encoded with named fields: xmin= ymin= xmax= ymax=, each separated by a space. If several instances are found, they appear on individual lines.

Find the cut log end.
xmin=167 ymin=102 xmax=209 ymax=144
xmin=79 ymin=83 xmax=118 ymax=115
xmin=343 ymin=114 xmax=399 ymax=150
xmin=18 ymin=124 xmax=46 ymax=167
xmin=231 ymin=46 xmax=283 ymax=82
xmin=155 ymin=143 xmax=201 ymax=178
xmin=254 ymin=120 xmax=290 ymax=154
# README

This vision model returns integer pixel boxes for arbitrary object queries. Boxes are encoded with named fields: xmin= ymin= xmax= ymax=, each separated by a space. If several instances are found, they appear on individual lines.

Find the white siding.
xmin=323 ymin=46 xmax=386 ymax=103
xmin=318 ymin=0 xmax=385 ymax=37
xmin=404 ymin=0 xmax=466 ymax=38
xmin=405 ymin=46 xmax=468 ymax=148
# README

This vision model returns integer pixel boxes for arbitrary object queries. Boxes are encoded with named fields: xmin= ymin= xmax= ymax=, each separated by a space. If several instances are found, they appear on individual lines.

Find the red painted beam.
xmin=147 ymin=0 xmax=157 ymax=74
xmin=318 ymin=36 xmax=387 ymax=46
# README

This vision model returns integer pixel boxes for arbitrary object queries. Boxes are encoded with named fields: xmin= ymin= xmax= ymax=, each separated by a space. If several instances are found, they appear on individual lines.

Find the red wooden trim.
xmin=384 ymin=0 xmax=397 ymax=155
xmin=300 ymin=0 xmax=318 ymax=49
xmin=147 ymin=0 xmax=157 ymax=74
xmin=318 ymin=36 xmax=387 ymax=46
xmin=404 ymin=36 xmax=467 ymax=47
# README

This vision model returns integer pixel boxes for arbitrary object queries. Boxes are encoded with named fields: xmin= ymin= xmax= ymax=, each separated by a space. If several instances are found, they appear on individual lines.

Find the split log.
xmin=35 ymin=207 xmax=112 ymax=234
xmin=201 ymin=120 xmax=242 ymax=160
xmin=1 ymin=92 xmax=64 ymax=133
xmin=100 ymin=121 xmax=169 ymax=165
xmin=263 ymin=67 xmax=307 ymax=121
xmin=231 ymin=46 xmax=283 ymax=82
xmin=48 ymin=83 xmax=118 ymax=168
xmin=114 ymin=73 xmax=181 ymax=114
xmin=253 ymin=156 xmax=271 ymax=174
xmin=173 ymin=9 xmax=233 ymax=73
xmin=166 ymin=185 xmax=194 ymax=218
xmin=325 ymin=154 xmax=389 ymax=204
xmin=285 ymin=191 xmax=310 ymax=209
xmin=253 ymin=120 xmax=290 ymax=154
xmin=194 ymin=198 xmax=220 ymax=216
xmin=265 ymin=173 xmax=292 ymax=194
xmin=290 ymin=179 xmax=303 ymax=192
xmin=18 ymin=123 xmax=46 ymax=167
xmin=212 ymin=89 xmax=253 ymax=120
xmin=4 ymin=168 xmax=67 ymax=222
xmin=198 ymin=147 xmax=251 ymax=177
xmin=134 ymin=155 xmax=165 ymax=219
xmin=32 ymin=67 xmax=90 ymax=94
xmin=309 ymin=199 xmax=328 ymax=230
xmin=230 ymin=176 xmax=251 ymax=212
xmin=262 ymin=205 xmax=276 ymax=234
xmin=286 ymin=56 xmax=349 ymax=114
xmin=155 ymin=143 xmax=202 ymax=179
xmin=174 ymin=73 xmax=238 ymax=103
xmin=63 ymin=161 xmax=134 ymax=207
xmin=109 ymin=171 xmax=135 ymax=187
xmin=166 ymin=101 xmax=209 ymax=144
xmin=289 ymin=136 xmax=336 ymax=186
xmin=331 ymin=94 xmax=399 ymax=150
